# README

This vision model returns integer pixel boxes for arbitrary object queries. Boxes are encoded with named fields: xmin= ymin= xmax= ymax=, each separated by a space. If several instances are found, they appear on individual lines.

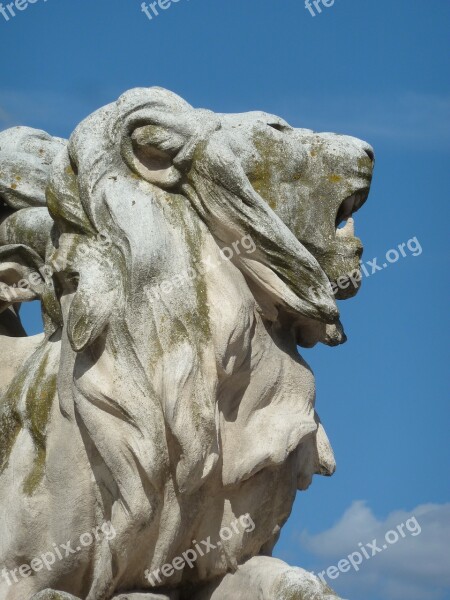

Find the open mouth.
xmin=335 ymin=188 xmax=370 ymax=240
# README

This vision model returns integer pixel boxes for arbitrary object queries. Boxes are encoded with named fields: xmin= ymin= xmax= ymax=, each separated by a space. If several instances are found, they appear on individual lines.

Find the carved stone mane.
xmin=0 ymin=88 xmax=374 ymax=600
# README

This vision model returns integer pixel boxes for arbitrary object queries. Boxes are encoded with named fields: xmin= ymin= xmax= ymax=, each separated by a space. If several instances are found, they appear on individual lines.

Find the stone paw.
xmin=111 ymin=592 xmax=179 ymax=600
xmin=270 ymin=568 xmax=344 ymax=600
xmin=190 ymin=556 xmax=344 ymax=600
xmin=30 ymin=591 xmax=82 ymax=600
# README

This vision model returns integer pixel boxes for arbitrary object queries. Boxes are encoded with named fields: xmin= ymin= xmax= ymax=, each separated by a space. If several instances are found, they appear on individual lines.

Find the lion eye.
xmin=268 ymin=123 xmax=286 ymax=132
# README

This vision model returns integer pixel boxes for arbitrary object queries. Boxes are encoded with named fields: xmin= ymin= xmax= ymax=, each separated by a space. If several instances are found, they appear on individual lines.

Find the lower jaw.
xmin=316 ymin=242 xmax=363 ymax=301
xmin=332 ymin=272 xmax=361 ymax=300
xmin=296 ymin=318 xmax=347 ymax=348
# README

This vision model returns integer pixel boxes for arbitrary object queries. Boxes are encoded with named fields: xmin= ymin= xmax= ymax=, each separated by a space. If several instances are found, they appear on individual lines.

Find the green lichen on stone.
xmin=46 ymin=166 xmax=94 ymax=235
xmin=249 ymin=131 xmax=282 ymax=209
xmin=25 ymin=353 xmax=55 ymax=446
xmin=0 ymin=368 xmax=26 ymax=474
xmin=0 ymin=345 xmax=57 ymax=495
xmin=328 ymin=174 xmax=343 ymax=183
xmin=163 ymin=191 xmax=211 ymax=342
xmin=23 ymin=352 xmax=57 ymax=495
xmin=190 ymin=397 xmax=206 ymax=432
xmin=357 ymin=155 xmax=373 ymax=172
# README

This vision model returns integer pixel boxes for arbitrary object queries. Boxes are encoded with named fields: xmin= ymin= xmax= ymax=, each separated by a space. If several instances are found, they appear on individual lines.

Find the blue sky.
xmin=1 ymin=1 xmax=449 ymax=598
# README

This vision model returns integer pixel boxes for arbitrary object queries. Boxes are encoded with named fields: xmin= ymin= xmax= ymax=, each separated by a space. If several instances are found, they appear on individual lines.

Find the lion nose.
xmin=341 ymin=136 xmax=375 ymax=165
xmin=364 ymin=146 xmax=375 ymax=162
xmin=363 ymin=144 xmax=375 ymax=163
xmin=352 ymin=139 xmax=375 ymax=164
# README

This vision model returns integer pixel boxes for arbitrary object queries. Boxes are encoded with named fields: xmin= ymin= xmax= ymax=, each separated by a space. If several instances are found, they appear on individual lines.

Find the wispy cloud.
xmin=280 ymin=91 xmax=450 ymax=149
xmin=299 ymin=501 xmax=450 ymax=600
xmin=0 ymin=87 xmax=121 ymax=138
xmin=2 ymin=88 xmax=448 ymax=150
xmin=0 ymin=105 xmax=14 ymax=129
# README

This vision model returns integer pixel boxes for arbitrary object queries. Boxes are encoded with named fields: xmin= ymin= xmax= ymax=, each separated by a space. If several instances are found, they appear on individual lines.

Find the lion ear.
xmin=117 ymin=86 xmax=197 ymax=188
xmin=121 ymin=124 xmax=183 ymax=189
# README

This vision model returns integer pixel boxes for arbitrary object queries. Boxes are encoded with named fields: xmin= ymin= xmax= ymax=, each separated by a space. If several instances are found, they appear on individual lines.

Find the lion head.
xmin=0 ymin=88 xmax=374 ymax=597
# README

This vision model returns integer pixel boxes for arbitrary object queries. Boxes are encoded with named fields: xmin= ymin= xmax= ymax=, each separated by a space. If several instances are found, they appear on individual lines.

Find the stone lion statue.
xmin=0 ymin=88 xmax=374 ymax=600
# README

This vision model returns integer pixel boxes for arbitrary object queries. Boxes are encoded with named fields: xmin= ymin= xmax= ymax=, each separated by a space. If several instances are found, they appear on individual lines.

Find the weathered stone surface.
xmin=0 ymin=88 xmax=374 ymax=599
xmin=112 ymin=593 xmax=178 ymax=600
xmin=192 ymin=557 xmax=344 ymax=599
xmin=31 ymin=591 xmax=178 ymax=600
xmin=30 ymin=591 xmax=81 ymax=600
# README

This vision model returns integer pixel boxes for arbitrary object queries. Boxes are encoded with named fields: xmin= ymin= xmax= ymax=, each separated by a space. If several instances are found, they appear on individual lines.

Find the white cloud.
xmin=0 ymin=88 xmax=120 ymax=138
xmin=0 ymin=105 xmax=14 ymax=129
xmin=299 ymin=501 xmax=450 ymax=600
xmin=280 ymin=91 xmax=450 ymax=149
xmin=2 ymin=89 xmax=449 ymax=150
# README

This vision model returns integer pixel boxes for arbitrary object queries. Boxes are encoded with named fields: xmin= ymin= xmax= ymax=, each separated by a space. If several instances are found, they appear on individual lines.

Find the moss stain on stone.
xmin=0 ymin=346 xmax=57 ymax=496
xmin=46 ymin=166 xmax=93 ymax=235
xmin=0 ymin=369 xmax=26 ymax=474
xmin=358 ymin=156 xmax=373 ymax=172
xmin=249 ymin=131 xmax=280 ymax=209
xmin=328 ymin=174 xmax=342 ymax=183
xmin=164 ymin=192 xmax=211 ymax=343
xmin=23 ymin=352 xmax=57 ymax=496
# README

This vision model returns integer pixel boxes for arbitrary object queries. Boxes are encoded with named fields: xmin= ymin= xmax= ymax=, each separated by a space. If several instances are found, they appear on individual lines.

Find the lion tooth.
xmin=336 ymin=217 xmax=355 ymax=238
xmin=347 ymin=217 xmax=355 ymax=236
